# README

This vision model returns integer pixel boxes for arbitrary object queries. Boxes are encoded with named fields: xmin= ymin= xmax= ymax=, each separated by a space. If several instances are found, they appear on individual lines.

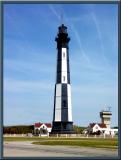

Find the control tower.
xmin=100 ymin=108 xmax=112 ymax=128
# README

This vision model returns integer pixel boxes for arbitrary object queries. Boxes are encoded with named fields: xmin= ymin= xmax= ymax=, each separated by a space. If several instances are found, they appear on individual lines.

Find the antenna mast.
xmin=108 ymin=106 xmax=111 ymax=111
xmin=60 ymin=11 xmax=64 ymax=24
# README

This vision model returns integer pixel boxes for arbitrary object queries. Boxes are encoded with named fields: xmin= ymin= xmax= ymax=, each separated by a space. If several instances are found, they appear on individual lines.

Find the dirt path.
xmin=3 ymin=141 xmax=118 ymax=157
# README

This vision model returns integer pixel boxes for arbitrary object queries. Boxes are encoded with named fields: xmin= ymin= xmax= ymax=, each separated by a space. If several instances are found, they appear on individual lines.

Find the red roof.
xmin=35 ymin=122 xmax=42 ymax=127
xmin=98 ymin=123 xmax=107 ymax=128
xmin=89 ymin=123 xmax=96 ymax=128
xmin=34 ymin=122 xmax=52 ymax=128
xmin=45 ymin=123 xmax=52 ymax=128
xmin=90 ymin=123 xmax=107 ymax=128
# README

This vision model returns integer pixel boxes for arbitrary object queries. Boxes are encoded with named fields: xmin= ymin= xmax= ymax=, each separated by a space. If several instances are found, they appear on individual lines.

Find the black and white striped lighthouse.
xmin=51 ymin=24 xmax=74 ymax=133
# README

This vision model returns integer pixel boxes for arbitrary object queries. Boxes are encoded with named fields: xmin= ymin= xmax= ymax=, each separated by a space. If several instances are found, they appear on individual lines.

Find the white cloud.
xmin=4 ymin=58 xmax=55 ymax=75
xmin=48 ymin=4 xmax=61 ymax=21
xmin=4 ymin=78 xmax=53 ymax=93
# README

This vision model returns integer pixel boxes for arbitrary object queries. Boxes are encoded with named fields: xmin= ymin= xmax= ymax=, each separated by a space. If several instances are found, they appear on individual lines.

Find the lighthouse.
xmin=51 ymin=24 xmax=74 ymax=133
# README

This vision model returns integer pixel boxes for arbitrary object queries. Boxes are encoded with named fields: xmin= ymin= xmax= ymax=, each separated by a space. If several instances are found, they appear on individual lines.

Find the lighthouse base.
xmin=51 ymin=121 xmax=75 ymax=134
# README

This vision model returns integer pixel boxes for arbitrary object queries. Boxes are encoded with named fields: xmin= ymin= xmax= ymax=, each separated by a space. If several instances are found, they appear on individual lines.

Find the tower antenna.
xmin=60 ymin=11 xmax=64 ymax=24
xmin=108 ymin=106 xmax=111 ymax=111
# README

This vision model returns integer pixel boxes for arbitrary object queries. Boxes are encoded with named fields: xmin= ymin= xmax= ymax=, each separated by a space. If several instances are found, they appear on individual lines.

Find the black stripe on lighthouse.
xmin=56 ymin=49 xmax=62 ymax=83
xmin=67 ymin=49 xmax=70 ymax=84
xmin=67 ymin=62 xmax=70 ymax=84
xmin=61 ymin=84 xmax=68 ymax=121
xmin=53 ymin=85 xmax=56 ymax=122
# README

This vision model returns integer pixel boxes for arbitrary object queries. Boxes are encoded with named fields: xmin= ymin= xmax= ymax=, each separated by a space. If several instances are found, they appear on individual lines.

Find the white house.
xmin=86 ymin=123 xmax=118 ymax=136
xmin=87 ymin=123 xmax=106 ymax=135
xmin=34 ymin=122 xmax=52 ymax=136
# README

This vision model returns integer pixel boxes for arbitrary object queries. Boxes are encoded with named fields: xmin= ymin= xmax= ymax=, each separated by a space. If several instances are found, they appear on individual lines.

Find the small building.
xmin=86 ymin=123 xmax=118 ymax=136
xmin=87 ymin=123 xmax=107 ymax=135
xmin=34 ymin=122 xmax=52 ymax=136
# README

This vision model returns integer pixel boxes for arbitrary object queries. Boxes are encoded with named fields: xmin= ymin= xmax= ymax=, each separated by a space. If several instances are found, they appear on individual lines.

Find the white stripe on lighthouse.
xmin=67 ymin=84 xmax=72 ymax=121
xmin=55 ymin=96 xmax=61 ymax=121
xmin=61 ymin=48 xmax=67 ymax=83
xmin=67 ymin=84 xmax=71 ymax=97
xmin=56 ymin=84 xmax=61 ymax=96
xmin=55 ymin=84 xmax=62 ymax=121
xmin=55 ymin=109 xmax=61 ymax=121
xmin=68 ymin=109 xmax=72 ymax=121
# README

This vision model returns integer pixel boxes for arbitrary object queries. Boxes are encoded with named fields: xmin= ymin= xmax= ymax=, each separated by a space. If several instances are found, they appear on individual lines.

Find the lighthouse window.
xmin=63 ymin=100 xmax=67 ymax=108
xmin=63 ymin=76 xmax=65 ymax=81
xmin=63 ymin=124 xmax=66 ymax=129
xmin=63 ymin=52 xmax=65 ymax=58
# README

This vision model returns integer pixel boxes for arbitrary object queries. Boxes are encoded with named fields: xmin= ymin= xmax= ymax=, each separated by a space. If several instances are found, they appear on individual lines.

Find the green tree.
xmin=73 ymin=125 xmax=86 ymax=134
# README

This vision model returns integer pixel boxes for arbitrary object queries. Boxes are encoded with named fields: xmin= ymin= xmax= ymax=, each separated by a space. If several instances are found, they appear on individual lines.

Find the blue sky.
xmin=4 ymin=4 xmax=118 ymax=127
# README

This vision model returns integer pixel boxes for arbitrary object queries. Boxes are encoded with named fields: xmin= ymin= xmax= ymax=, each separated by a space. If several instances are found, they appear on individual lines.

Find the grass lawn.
xmin=32 ymin=139 xmax=118 ymax=149
xmin=4 ymin=137 xmax=47 ymax=141
xmin=4 ymin=137 xmax=118 ymax=149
